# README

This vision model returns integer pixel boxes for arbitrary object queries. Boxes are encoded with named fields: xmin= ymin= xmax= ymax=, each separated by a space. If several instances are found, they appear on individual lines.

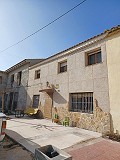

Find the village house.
xmin=0 ymin=59 xmax=44 ymax=113
xmin=0 ymin=25 xmax=120 ymax=134
xmin=27 ymin=25 xmax=120 ymax=134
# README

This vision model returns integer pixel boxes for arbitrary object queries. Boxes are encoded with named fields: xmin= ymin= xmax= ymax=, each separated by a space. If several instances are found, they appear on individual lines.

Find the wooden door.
xmin=44 ymin=93 xmax=52 ymax=119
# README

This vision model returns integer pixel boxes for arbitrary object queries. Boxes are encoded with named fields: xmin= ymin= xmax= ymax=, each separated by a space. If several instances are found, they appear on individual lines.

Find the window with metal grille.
xmin=87 ymin=50 xmax=102 ymax=65
xmin=58 ymin=60 xmax=67 ymax=73
xmin=35 ymin=70 xmax=40 ymax=79
xmin=70 ymin=92 xmax=93 ymax=113
xmin=32 ymin=95 xmax=40 ymax=108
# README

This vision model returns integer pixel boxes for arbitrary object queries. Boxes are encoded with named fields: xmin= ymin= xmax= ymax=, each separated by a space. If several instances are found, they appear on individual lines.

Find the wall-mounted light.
xmin=46 ymin=81 xmax=49 ymax=87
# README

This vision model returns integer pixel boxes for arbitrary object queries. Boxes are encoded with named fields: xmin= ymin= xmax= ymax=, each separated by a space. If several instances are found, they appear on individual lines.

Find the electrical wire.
xmin=0 ymin=0 xmax=87 ymax=54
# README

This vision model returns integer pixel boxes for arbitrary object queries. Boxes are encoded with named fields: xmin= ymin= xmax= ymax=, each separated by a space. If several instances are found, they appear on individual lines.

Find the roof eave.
xmin=29 ymin=32 xmax=107 ymax=70
xmin=5 ymin=59 xmax=29 ymax=73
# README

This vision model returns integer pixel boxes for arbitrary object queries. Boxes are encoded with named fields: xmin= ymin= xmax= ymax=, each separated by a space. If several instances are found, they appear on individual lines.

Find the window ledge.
xmin=58 ymin=71 xmax=67 ymax=75
xmin=86 ymin=62 xmax=103 ymax=67
xmin=69 ymin=111 xmax=93 ymax=114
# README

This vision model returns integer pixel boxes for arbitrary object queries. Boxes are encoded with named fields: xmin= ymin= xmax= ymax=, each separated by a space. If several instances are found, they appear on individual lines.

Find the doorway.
xmin=44 ymin=93 xmax=52 ymax=119
xmin=8 ymin=92 xmax=18 ymax=112
xmin=32 ymin=95 xmax=40 ymax=108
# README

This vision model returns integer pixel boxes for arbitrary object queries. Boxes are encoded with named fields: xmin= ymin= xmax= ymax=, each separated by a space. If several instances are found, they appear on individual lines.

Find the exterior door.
xmin=44 ymin=93 xmax=52 ymax=119
xmin=8 ymin=92 xmax=13 ymax=111
xmin=32 ymin=95 xmax=40 ymax=108
xmin=12 ymin=92 xmax=18 ymax=111
xmin=4 ymin=94 xmax=8 ymax=112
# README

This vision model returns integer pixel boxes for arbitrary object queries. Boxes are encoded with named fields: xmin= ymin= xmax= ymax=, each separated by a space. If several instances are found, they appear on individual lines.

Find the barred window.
xmin=70 ymin=93 xmax=93 ymax=113
xmin=32 ymin=95 xmax=40 ymax=108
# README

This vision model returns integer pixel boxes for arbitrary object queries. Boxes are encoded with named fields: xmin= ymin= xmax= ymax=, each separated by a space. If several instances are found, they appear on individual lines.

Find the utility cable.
xmin=0 ymin=0 xmax=87 ymax=53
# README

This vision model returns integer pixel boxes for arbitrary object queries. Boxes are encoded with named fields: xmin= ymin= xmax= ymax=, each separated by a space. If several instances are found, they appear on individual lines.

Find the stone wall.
xmin=52 ymin=99 xmax=110 ymax=133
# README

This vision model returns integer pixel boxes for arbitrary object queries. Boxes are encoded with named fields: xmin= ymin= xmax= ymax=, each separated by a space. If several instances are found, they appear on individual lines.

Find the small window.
xmin=58 ymin=60 xmax=67 ymax=73
xmin=70 ymin=92 xmax=93 ymax=113
xmin=32 ymin=95 xmax=40 ymax=108
xmin=0 ymin=76 xmax=2 ymax=84
xmin=11 ymin=74 xmax=14 ymax=87
xmin=35 ymin=70 xmax=40 ymax=79
xmin=17 ymin=71 xmax=22 ymax=86
xmin=87 ymin=50 xmax=102 ymax=65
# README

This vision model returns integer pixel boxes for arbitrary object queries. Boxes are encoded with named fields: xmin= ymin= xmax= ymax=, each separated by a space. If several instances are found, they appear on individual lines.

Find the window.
xmin=70 ymin=92 xmax=93 ymax=113
xmin=35 ymin=70 xmax=40 ymax=79
xmin=17 ymin=71 xmax=22 ymax=86
xmin=32 ymin=95 xmax=40 ymax=108
xmin=58 ymin=60 xmax=67 ymax=73
xmin=11 ymin=74 xmax=14 ymax=87
xmin=0 ymin=76 xmax=2 ymax=84
xmin=87 ymin=50 xmax=102 ymax=65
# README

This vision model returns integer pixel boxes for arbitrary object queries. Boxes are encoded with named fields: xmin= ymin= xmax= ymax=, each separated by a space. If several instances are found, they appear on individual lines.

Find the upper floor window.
xmin=11 ymin=74 xmax=14 ymax=87
xmin=35 ymin=69 xmax=40 ymax=79
xmin=17 ymin=71 xmax=22 ymax=86
xmin=70 ymin=92 xmax=93 ymax=114
xmin=87 ymin=49 xmax=102 ymax=66
xmin=58 ymin=60 xmax=67 ymax=73
xmin=0 ymin=76 xmax=2 ymax=84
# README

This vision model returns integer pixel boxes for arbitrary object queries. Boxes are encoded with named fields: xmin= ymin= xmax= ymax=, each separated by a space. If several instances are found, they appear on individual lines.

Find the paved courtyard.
xmin=5 ymin=116 xmax=120 ymax=160
xmin=67 ymin=139 xmax=120 ymax=160
xmin=6 ymin=116 xmax=101 ymax=153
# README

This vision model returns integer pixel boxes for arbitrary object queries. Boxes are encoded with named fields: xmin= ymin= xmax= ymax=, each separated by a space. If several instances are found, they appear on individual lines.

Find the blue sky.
xmin=0 ymin=0 xmax=120 ymax=70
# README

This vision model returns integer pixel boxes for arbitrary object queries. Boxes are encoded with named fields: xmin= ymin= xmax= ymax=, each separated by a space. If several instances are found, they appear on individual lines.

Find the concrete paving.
xmin=6 ymin=116 xmax=101 ymax=154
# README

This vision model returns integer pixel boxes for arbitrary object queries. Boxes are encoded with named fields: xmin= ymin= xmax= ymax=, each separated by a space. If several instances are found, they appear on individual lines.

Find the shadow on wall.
xmin=96 ymin=99 xmax=114 ymax=133
xmin=110 ymin=114 xmax=114 ymax=133
xmin=53 ymin=91 xmax=67 ymax=104
xmin=5 ymin=82 xmax=32 ymax=113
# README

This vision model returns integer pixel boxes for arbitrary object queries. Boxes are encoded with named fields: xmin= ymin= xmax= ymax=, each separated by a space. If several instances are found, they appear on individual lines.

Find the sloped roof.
xmin=45 ymin=25 xmax=120 ymax=60
xmin=5 ymin=59 xmax=44 ymax=73
xmin=30 ymin=25 xmax=120 ymax=69
xmin=3 ymin=25 xmax=120 ymax=72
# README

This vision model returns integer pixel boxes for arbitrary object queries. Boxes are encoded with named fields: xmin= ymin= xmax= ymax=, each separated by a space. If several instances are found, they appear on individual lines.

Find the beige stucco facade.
xmin=0 ymin=59 xmax=43 ymax=113
xmin=5 ymin=63 xmax=30 ymax=111
xmin=106 ymin=31 xmax=120 ymax=133
xmin=27 ymin=35 xmax=110 ymax=133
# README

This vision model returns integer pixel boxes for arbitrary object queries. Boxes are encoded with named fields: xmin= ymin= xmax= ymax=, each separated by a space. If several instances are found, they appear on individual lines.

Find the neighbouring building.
xmin=0 ymin=71 xmax=7 ymax=111
xmin=0 ymin=59 xmax=44 ymax=113
xmin=106 ymin=29 xmax=120 ymax=134
xmin=27 ymin=25 xmax=120 ymax=134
